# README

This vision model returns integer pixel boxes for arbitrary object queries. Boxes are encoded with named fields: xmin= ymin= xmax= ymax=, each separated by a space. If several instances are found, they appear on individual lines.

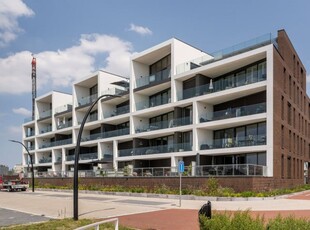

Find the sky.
xmin=0 ymin=0 xmax=310 ymax=169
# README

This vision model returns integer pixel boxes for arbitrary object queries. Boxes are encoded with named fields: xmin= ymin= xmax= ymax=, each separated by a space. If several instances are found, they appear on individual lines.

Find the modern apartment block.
xmin=22 ymin=30 xmax=310 ymax=188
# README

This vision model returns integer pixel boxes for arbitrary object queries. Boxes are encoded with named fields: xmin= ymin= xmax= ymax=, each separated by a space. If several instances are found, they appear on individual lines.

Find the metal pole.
xmin=9 ymin=140 xmax=34 ymax=192
xmin=73 ymin=94 xmax=121 ymax=220
xmin=179 ymin=172 xmax=182 ymax=207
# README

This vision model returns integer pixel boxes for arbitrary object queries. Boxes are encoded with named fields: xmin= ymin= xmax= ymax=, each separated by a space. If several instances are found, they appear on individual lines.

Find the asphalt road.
xmin=0 ymin=207 xmax=50 ymax=227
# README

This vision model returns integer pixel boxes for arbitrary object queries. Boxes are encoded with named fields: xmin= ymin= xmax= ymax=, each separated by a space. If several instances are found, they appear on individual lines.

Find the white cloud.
xmin=0 ymin=0 xmax=34 ymax=46
xmin=0 ymin=34 xmax=133 ymax=94
xmin=307 ymin=74 xmax=310 ymax=83
xmin=12 ymin=107 xmax=31 ymax=116
xmin=129 ymin=23 xmax=152 ymax=36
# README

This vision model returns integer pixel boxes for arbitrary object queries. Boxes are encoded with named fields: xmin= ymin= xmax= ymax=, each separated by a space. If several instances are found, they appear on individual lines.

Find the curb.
xmin=35 ymin=188 xmax=310 ymax=202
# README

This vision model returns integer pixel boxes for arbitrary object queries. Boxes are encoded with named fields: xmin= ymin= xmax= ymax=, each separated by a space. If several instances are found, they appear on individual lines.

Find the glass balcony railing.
xmin=81 ymin=128 xmax=130 ymax=142
xmin=24 ymin=117 xmax=34 ymax=123
xmin=55 ymin=104 xmax=72 ymax=114
xmin=40 ymin=138 xmax=72 ymax=149
xmin=118 ymin=142 xmax=192 ymax=157
xmin=28 ymin=146 xmax=35 ymax=151
xmin=136 ymin=68 xmax=171 ymax=88
xmin=57 ymin=120 xmax=72 ymax=130
xmin=136 ymin=117 xmax=192 ymax=133
xmin=136 ymin=98 xmax=171 ymax=111
xmin=88 ymin=113 xmax=98 ymax=122
xmin=39 ymin=157 xmax=52 ymax=163
xmin=101 ymin=88 xmax=129 ymax=96
xmin=38 ymin=110 xmax=52 ymax=119
xmin=178 ymin=73 xmax=266 ymax=101
xmin=200 ymin=135 xmax=266 ymax=150
xmin=115 ymin=105 xmax=130 ymax=116
xmin=176 ymin=33 xmax=275 ymax=74
xmin=200 ymin=102 xmax=266 ymax=123
xmin=55 ymin=156 xmax=62 ymax=163
xmin=40 ymin=126 xmax=52 ymax=134
xmin=77 ymin=94 xmax=98 ymax=107
xmin=66 ymin=152 xmax=98 ymax=161
xmin=26 ymin=130 xmax=35 ymax=137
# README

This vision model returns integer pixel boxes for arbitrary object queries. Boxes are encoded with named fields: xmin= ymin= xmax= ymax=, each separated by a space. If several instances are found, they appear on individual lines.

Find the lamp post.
xmin=9 ymin=140 xmax=35 ymax=192
xmin=73 ymin=94 xmax=122 ymax=220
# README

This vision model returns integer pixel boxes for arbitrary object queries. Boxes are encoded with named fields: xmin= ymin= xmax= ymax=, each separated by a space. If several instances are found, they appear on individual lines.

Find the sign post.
xmin=178 ymin=160 xmax=184 ymax=207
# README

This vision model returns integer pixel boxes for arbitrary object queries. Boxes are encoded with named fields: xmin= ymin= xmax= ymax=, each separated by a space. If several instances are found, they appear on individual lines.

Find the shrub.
xmin=267 ymin=215 xmax=310 ymax=230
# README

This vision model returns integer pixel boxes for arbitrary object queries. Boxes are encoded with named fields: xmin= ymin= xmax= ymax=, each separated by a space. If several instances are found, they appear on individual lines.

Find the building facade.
xmin=22 ymin=30 xmax=310 ymax=188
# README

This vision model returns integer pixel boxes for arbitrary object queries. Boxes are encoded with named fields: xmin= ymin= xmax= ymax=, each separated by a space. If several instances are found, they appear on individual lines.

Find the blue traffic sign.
xmin=178 ymin=161 xmax=184 ymax=173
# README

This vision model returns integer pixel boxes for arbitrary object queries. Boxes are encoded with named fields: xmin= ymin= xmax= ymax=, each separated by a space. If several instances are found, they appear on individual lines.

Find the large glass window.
xmin=150 ymin=54 xmax=171 ymax=81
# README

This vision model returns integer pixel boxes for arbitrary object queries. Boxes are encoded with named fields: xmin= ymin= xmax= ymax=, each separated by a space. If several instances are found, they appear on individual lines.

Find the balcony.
xmin=77 ymin=94 xmax=97 ymax=107
xmin=101 ymin=88 xmax=129 ymax=96
xmin=66 ymin=152 xmax=98 ymax=161
xmin=136 ymin=98 xmax=171 ymax=111
xmin=40 ymin=126 xmax=52 ymax=134
xmin=136 ymin=68 xmax=171 ymax=89
xmin=57 ymin=120 xmax=72 ymax=130
xmin=200 ymin=135 xmax=266 ymax=150
xmin=81 ymin=128 xmax=130 ymax=142
xmin=55 ymin=104 xmax=72 ymax=115
xmin=118 ymin=142 xmax=192 ymax=157
xmin=176 ymin=33 xmax=275 ymax=74
xmin=88 ymin=113 xmax=98 ymax=122
xmin=179 ymin=73 xmax=266 ymax=101
xmin=40 ymin=138 xmax=72 ymax=149
xmin=38 ymin=110 xmax=52 ymax=120
xmin=28 ymin=146 xmax=35 ymax=151
xmin=24 ymin=117 xmax=34 ymax=123
xmin=136 ymin=117 xmax=191 ymax=133
xmin=39 ymin=157 xmax=52 ymax=163
xmin=200 ymin=102 xmax=266 ymax=123
xmin=26 ymin=130 xmax=35 ymax=137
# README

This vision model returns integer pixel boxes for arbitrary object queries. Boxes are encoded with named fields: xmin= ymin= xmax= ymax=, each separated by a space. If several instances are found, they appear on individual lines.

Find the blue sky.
xmin=1 ymin=0 xmax=310 ymax=168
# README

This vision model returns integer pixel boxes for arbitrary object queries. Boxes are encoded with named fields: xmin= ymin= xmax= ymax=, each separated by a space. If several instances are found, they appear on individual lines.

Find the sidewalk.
xmin=0 ymin=189 xmax=309 ymax=229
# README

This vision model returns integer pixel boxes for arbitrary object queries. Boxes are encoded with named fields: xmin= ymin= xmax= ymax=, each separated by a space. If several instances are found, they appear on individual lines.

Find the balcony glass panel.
xmin=66 ymin=152 xmax=98 ymax=161
xmin=40 ymin=126 xmax=52 ymax=134
xmin=118 ymin=142 xmax=192 ymax=157
xmin=200 ymin=102 xmax=266 ymax=123
xmin=26 ymin=130 xmax=35 ymax=137
xmin=176 ymin=33 xmax=275 ymax=74
xmin=179 ymin=71 xmax=266 ymax=101
xmin=39 ymin=157 xmax=52 ymax=163
xmin=82 ymin=128 xmax=130 ymax=142
xmin=200 ymin=135 xmax=266 ymax=150
xmin=40 ymin=138 xmax=72 ymax=149
xmin=78 ymin=94 xmax=98 ymax=107
xmin=55 ymin=104 xmax=72 ymax=114
xmin=136 ymin=116 xmax=191 ymax=133
xmin=39 ymin=110 xmax=52 ymax=119
xmin=57 ymin=120 xmax=72 ymax=129
xmin=101 ymin=88 xmax=128 ymax=96
xmin=136 ymin=67 xmax=171 ymax=88
xmin=136 ymin=97 xmax=171 ymax=111
xmin=24 ymin=117 xmax=34 ymax=123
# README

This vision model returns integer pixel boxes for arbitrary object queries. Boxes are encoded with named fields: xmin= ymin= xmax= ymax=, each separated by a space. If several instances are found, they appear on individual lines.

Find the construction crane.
xmin=31 ymin=55 xmax=36 ymax=120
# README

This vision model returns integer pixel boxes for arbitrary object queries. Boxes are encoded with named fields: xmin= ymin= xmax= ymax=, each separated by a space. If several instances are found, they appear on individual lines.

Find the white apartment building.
xmin=22 ymin=30 xmax=310 ymax=186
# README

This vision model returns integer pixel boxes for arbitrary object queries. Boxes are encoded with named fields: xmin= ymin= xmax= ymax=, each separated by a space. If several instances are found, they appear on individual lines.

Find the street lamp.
xmin=73 ymin=94 xmax=122 ymax=220
xmin=9 ymin=140 xmax=35 ymax=192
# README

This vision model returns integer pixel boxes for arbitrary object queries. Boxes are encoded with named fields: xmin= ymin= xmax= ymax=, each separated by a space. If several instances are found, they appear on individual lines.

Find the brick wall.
xmin=26 ymin=176 xmax=305 ymax=193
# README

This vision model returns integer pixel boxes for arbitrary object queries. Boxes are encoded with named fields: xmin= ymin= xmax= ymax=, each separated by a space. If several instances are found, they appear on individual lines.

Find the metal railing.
xmin=136 ymin=68 xmax=171 ymax=88
xmin=75 ymin=218 xmax=119 ymax=230
xmin=176 ymin=33 xmax=275 ymax=74
xmin=200 ymin=102 xmax=266 ymax=123
xmin=23 ymin=164 xmax=266 ymax=178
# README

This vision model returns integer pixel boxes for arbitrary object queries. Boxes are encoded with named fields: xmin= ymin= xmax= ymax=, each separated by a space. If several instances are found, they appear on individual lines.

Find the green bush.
xmin=199 ymin=212 xmax=310 ymax=230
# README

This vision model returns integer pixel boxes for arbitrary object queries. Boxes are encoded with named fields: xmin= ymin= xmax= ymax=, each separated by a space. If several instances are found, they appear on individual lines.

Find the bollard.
xmin=198 ymin=201 xmax=212 ymax=219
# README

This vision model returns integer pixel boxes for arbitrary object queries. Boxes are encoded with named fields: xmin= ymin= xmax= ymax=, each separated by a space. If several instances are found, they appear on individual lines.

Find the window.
xmin=287 ymin=103 xmax=292 ymax=125
xmin=149 ymin=54 xmax=171 ymax=81
xmin=281 ymin=125 xmax=284 ymax=149
xmin=283 ymin=68 xmax=286 ymax=92
xmin=281 ymin=154 xmax=284 ymax=178
xmin=258 ymin=62 xmax=266 ymax=81
xmin=149 ymin=88 xmax=171 ymax=107
xmin=287 ymin=156 xmax=291 ymax=179
xmin=289 ymin=75 xmax=292 ymax=98
xmin=281 ymin=96 xmax=284 ymax=120
xmin=289 ymin=130 xmax=292 ymax=152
